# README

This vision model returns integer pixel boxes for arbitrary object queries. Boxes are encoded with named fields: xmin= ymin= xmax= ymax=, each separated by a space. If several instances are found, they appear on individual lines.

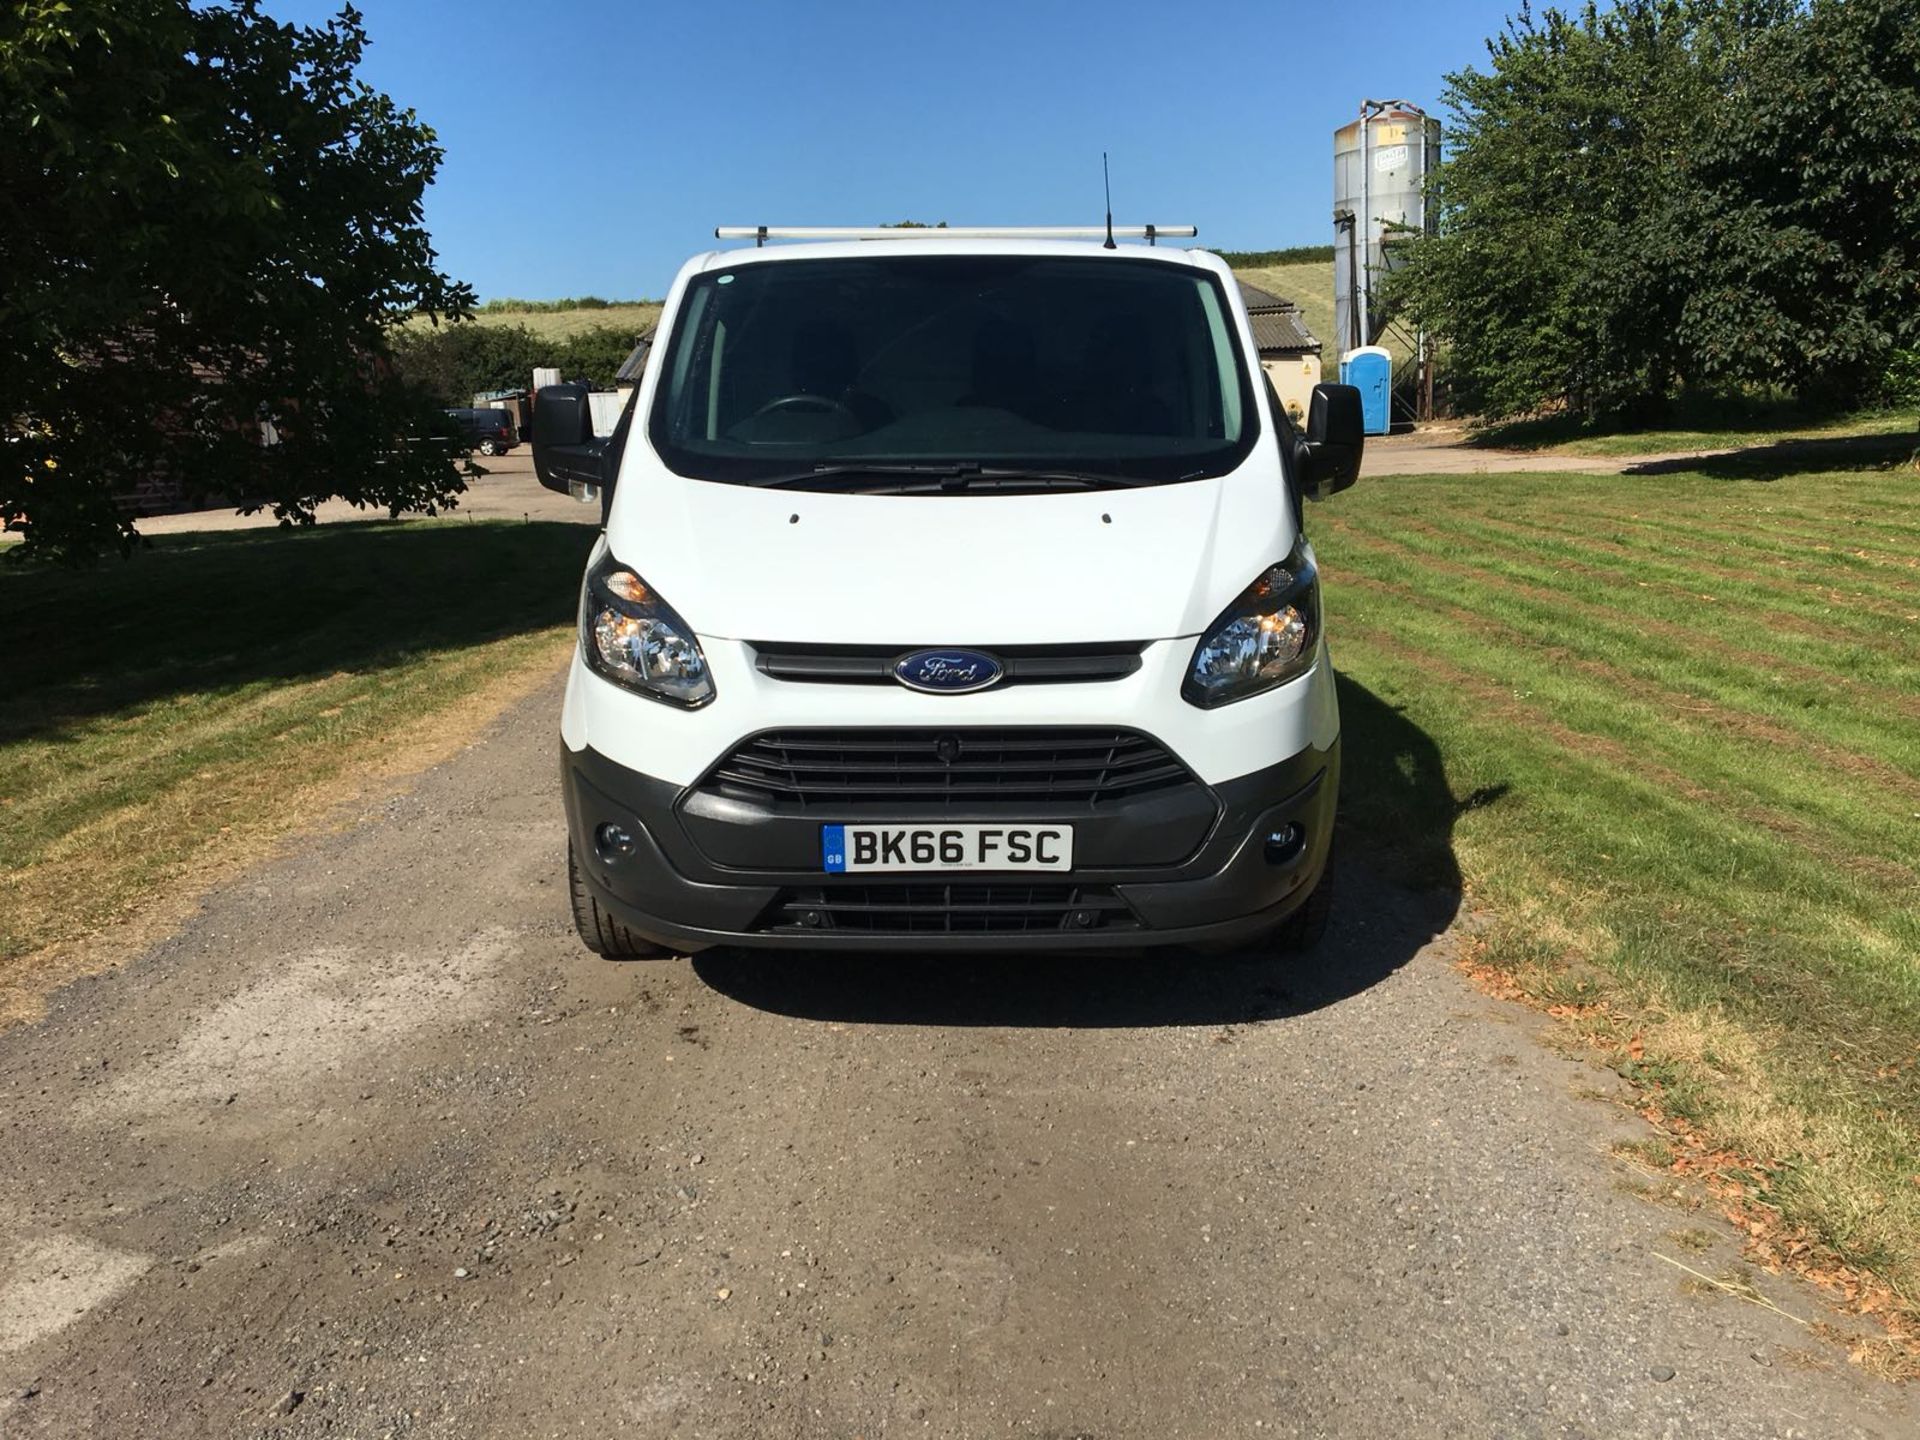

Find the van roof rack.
xmin=714 ymin=225 xmax=1199 ymax=248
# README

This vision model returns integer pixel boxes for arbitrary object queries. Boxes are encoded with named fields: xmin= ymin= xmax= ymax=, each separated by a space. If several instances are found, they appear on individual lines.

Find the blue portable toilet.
xmin=1339 ymin=346 xmax=1393 ymax=435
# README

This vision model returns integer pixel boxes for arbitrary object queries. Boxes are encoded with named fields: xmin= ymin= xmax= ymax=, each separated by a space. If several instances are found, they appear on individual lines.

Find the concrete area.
xmin=1362 ymin=427 xmax=1678 ymax=478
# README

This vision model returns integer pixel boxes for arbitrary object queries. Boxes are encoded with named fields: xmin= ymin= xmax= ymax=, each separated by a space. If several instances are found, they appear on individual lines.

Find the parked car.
xmin=444 ymin=406 xmax=517 ymax=456
xmin=533 ymin=226 xmax=1363 ymax=960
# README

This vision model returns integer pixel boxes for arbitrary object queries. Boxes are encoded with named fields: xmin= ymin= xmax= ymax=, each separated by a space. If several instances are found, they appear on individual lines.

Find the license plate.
xmin=821 ymin=824 xmax=1074 ymax=873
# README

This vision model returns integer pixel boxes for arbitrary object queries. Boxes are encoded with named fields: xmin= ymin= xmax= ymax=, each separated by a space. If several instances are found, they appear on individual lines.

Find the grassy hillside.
xmin=1230 ymin=259 xmax=1337 ymax=355
xmin=414 ymin=302 xmax=663 ymax=344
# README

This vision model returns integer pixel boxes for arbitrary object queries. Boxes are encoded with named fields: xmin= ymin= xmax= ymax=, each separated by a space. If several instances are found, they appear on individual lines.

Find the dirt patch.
xmin=86 ymin=928 xmax=513 ymax=1123
xmin=0 ymin=1235 xmax=152 ymax=1355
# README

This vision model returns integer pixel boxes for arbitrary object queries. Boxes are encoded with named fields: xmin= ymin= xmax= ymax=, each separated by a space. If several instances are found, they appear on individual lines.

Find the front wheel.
xmin=1268 ymin=842 xmax=1335 ymax=952
xmin=568 ymin=843 xmax=672 ymax=959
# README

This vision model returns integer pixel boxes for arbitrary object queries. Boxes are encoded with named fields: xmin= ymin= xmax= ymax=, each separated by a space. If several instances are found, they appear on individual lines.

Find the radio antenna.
xmin=1102 ymin=153 xmax=1116 ymax=249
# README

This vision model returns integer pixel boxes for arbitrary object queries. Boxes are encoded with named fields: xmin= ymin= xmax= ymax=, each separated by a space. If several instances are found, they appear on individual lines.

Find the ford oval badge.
xmin=893 ymin=648 xmax=1004 ymax=694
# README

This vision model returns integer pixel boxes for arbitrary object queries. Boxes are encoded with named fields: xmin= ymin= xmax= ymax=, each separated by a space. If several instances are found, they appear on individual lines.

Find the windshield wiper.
xmin=974 ymin=466 xmax=1167 ymax=489
xmin=754 ymin=463 xmax=984 ymax=490
xmin=753 ymin=463 xmax=1169 ymax=493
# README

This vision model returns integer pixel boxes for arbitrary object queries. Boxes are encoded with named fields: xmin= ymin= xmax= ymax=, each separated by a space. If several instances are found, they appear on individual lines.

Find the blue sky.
xmin=267 ymin=0 xmax=1521 ymax=301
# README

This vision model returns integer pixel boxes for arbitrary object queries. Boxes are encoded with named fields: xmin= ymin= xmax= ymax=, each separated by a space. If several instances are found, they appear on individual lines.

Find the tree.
xmin=1 ymin=2 xmax=476 ymax=562
xmin=553 ymin=325 xmax=647 ymax=390
xmin=392 ymin=323 xmax=546 ymax=405
xmin=1390 ymin=2 xmax=1782 ymax=422
xmin=1672 ymin=0 xmax=1920 ymax=402
xmin=391 ymin=322 xmax=649 ymax=406
xmin=1389 ymin=0 xmax=1920 ymax=424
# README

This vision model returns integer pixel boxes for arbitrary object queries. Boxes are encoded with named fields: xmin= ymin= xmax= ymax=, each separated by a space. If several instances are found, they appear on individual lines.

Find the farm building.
xmin=1235 ymin=280 xmax=1323 ymax=424
xmin=615 ymin=329 xmax=655 ymax=395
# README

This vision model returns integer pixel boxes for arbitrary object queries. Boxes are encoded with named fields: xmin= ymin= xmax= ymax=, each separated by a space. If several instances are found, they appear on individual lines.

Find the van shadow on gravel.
xmin=694 ymin=678 xmax=1501 ymax=1029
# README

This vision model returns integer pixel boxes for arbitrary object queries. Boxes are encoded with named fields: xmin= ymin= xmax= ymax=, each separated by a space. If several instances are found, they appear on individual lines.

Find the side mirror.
xmin=532 ymin=383 xmax=607 ymax=498
xmin=1297 ymin=383 xmax=1363 ymax=499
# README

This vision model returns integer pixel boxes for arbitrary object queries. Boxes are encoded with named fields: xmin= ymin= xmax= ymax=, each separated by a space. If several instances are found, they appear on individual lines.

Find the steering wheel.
xmin=752 ymin=392 xmax=858 ymax=422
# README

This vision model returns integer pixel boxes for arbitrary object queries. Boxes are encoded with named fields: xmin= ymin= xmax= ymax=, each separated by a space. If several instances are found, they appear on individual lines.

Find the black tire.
xmin=567 ymin=842 xmax=672 ymax=959
xmin=1269 ymin=842 xmax=1336 ymax=953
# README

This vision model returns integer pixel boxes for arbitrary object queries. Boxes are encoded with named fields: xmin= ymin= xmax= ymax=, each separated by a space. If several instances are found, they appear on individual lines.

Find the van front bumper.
xmin=561 ymin=736 xmax=1339 ymax=953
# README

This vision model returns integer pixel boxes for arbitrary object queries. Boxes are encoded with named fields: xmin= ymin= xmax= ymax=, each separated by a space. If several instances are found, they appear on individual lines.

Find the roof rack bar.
xmin=714 ymin=225 xmax=1198 ymax=243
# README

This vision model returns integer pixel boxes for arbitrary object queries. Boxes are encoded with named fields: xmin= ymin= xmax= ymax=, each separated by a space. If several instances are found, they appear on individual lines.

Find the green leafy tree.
xmin=1 ymin=1 xmax=476 ymax=562
xmin=393 ymin=323 xmax=545 ymax=404
xmin=1391 ymin=1 xmax=1789 ymax=422
xmin=1672 ymin=0 xmax=1920 ymax=403
xmin=555 ymin=326 xmax=646 ymax=388
xmin=392 ymin=322 xmax=646 ymax=405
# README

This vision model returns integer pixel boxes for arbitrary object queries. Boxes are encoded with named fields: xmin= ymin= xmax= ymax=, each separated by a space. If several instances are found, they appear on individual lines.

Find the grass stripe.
xmin=1330 ymin=574 xmax=1920 ymax=879
xmin=1437 ymin=509 xmax=1920 ymax=630
xmin=1322 ymin=513 xmax=1920 ymax=729
xmin=1373 ymin=510 xmax=1920 ymax=659
xmin=1492 ymin=501 xmax=1920 ymax=589
xmin=1334 ymin=618 xmax=1920 ymax=1039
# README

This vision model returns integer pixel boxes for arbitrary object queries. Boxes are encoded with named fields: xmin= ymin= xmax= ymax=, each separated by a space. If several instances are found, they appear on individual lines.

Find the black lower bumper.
xmin=562 ymin=736 xmax=1339 ymax=952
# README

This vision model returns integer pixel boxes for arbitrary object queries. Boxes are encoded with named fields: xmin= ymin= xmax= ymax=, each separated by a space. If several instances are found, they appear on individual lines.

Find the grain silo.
xmin=1332 ymin=99 xmax=1441 ymax=359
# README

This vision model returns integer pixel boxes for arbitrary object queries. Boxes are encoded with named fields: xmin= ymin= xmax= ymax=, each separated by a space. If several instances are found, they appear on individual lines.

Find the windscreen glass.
xmin=647 ymin=254 xmax=1258 ymax=487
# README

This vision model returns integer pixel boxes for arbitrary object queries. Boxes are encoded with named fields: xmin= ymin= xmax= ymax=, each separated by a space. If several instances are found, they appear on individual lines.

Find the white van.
xmin=532 ymin=226 xmax=1363 ymax=959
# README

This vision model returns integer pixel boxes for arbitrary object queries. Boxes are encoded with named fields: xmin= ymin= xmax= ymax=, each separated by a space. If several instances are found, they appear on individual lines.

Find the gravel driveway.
xmin=0 ymin=677 xmax=1913 ymax=1438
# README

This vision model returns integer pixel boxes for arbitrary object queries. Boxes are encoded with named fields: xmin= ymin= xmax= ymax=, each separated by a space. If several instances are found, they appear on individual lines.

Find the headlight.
xmin=1182 ymin=543 xmax=1321 ymax=708
xmin=580 ymin=553 xmax=714 ymax=708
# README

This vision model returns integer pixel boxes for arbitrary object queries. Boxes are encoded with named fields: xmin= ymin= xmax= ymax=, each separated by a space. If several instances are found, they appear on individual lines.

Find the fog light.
xmin=595 ymin=822 xmax=636 ymax=860
xmin=1264 ymin=824 xmax=1306 ymax=865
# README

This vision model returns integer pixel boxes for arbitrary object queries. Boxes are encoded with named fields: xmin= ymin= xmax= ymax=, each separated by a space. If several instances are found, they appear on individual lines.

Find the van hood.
xmin=602 ymin=462 xmax=1295 ymax=646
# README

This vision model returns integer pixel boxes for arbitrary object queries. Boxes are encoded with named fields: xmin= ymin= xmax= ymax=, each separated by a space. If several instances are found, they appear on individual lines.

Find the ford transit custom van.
xmin=534 ymin=226 xmax=1363 ymax=959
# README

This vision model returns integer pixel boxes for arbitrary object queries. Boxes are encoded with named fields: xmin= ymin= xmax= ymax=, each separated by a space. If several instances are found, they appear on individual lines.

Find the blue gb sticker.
xmin=821 ymin=824 xmax=846 ymax=873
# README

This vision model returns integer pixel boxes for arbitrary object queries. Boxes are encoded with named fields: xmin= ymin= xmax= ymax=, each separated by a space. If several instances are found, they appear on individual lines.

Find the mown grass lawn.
xmin=1318 ymin=455 xmax=1920 ymax=1337
xmin=0 ymin=520 xmax=594 ymax=1013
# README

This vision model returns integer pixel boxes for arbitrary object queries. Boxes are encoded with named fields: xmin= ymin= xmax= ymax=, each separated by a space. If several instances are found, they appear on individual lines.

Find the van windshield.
xmin=647 ymin=254 xmax=1258 ymax=489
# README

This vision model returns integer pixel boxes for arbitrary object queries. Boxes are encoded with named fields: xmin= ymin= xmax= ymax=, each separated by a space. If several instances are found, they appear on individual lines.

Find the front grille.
xmin=701 ymin=728 xmax=1195 ymax=808
xmin=750 ymin=640 xmax=1145 ymax=686
xmin=761 ymin=881 xmax=1138 ymax=935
